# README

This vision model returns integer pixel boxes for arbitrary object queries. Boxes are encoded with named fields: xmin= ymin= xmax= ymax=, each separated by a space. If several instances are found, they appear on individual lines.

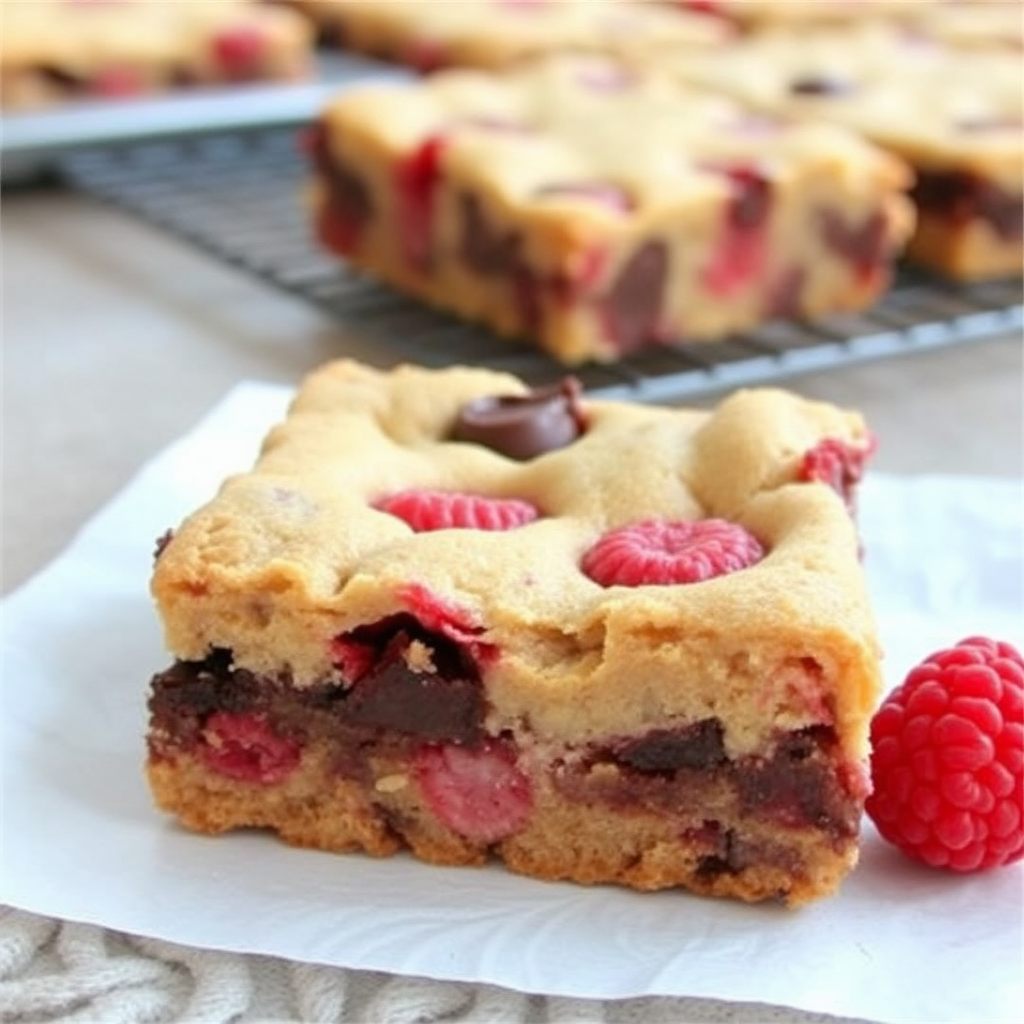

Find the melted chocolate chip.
xmin=736 ymin=726 xmax=858 ymax=836
xmin=764 ymin=265 xmax=807 ymax=320
xmin=818 ymin=209 xmax=888 ymax=279
xmin=308 ymin=122 xmax=373 ymax=240
xmin=789 ymin=74 xmax=853 ymax=97
xmin=150 ymin=616 xmax=490 ymax=759
xmin=153 ymin=528 xmax=174 ymax=563
xmin=913 ymin=170 xmax=1023 ymax=242
xmin=729 ymin=172 xmax=772 ymax=232
xmin=341 ymin=630 xmax=484 ymax=745
xmin=598 ymin=240 xmax=669 ymax=353
xmin=459 ymin=193 xmax=522 ymax=276
xmin=38 ymin=64 xmax=86 ymax=90
xmin=452 ymin=378 xmax=586 ymax=460
xmin=615 ymin=720 xmax=727 ymax=773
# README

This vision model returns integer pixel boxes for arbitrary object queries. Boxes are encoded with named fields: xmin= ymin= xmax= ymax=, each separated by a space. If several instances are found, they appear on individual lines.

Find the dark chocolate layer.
xmin=149 ymin=644 xmax=860 ymax=855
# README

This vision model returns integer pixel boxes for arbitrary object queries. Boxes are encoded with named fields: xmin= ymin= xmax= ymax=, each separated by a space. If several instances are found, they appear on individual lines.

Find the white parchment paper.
xmin=2 ymin=382 xmax=1021 ymax=1024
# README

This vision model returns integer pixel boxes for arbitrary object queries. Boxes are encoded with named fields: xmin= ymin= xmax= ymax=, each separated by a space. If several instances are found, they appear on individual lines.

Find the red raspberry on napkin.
xmin=866 ymin=636 xmax=1024 ymax=872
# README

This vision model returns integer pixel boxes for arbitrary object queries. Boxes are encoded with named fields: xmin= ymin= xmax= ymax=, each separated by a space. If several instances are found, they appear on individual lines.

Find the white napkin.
xmin=2 ymin=382 xmax=1021 ymax=1024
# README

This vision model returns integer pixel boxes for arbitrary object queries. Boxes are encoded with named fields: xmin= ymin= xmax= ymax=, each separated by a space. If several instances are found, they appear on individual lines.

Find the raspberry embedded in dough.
xmin=582 ymin=517 xmax=764 ymax=587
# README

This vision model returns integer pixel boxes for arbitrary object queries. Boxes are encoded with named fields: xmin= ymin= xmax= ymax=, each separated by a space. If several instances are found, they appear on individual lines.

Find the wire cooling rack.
xmin=57 ymin=126 xmax=1023 ymax=402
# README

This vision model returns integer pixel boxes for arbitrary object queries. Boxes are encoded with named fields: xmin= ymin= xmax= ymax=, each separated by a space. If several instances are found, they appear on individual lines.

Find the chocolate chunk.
xmin=736 ymin=726 xmax=859 ymax=838
xmin=728 ymin=170 xmax=773 ymax=232
xmin=789 ymin=75 xmax=853 ymax=97
xmin=913 ymin=170 xmax=1023 ymax=242
xmin=764 ymin=265 xmax=807 ymax=320
xmin=615 ymin=720 xmax=727 ymax=773
xmin=598 ymin=240 xmax=669 ymax=352
xmin=459 ymin=193 xmax=523 ymax=276
xmin=818 ymin=209 xmax=887 ymax=279
xmin=307 ymin=121 xmax=374 ymax=238
xmin=342 ymin=630 xmax=484 ymax=745
xmin=153 ymin=528 xmax=174 ymax=563
xmin=452 ymin=377 xmax=586 ymax=460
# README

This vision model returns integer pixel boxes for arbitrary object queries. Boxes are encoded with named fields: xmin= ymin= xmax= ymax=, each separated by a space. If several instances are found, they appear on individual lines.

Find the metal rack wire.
xmin=58 ymin=126 xmax=1023 ymax=402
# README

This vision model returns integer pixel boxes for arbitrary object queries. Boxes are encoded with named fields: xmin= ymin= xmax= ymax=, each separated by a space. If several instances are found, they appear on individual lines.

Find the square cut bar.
xmin=292 ymin=0 xmax=729 ymax=72
xmin=663 ymin=0 xmax=930 ymax=29
xmin=661 ymin=22 xmax=1024 ymax=281
xmin=308 ymin=56 xmax=914 ymax=365
xmin=147 ymin=359 xmax=884 ymax=905
xmin=0 ymin=0 xmax=313 ymax=111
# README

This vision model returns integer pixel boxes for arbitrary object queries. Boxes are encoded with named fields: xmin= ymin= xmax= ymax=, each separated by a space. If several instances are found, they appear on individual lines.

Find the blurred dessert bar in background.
xmin=0 ymin=0 xmax=314 ymax=111
xmin=291 ymin=0 xmax=730 ymax=72
xmin=308 ymin=56 xmax=914 ymax=364
xmin=660 ymin=21 xmax=1023 ymax=280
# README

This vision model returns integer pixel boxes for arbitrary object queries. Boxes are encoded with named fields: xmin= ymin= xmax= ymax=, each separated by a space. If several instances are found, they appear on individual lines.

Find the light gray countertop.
xmin=2 ymin=186 xmax=1021 ymax=1023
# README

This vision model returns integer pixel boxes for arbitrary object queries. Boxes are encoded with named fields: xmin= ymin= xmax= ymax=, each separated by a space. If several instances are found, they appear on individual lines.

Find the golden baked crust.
xmin=148 ymin=360 xmax=883 ymax=904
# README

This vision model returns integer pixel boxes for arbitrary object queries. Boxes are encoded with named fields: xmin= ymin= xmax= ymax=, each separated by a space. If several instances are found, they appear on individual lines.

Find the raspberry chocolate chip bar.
xmin=147 ymin=359 xmax=883 ymax=905
xmin=308 ymin=56 xmax=914 ymax=365
xmin=1 ymin=0 xmax=313 ymax=111
xmin=664 ymin=23 xmax=1023 ymax=280
xmin=292 ymin=0 xmax=728 ymax=73
xmin=668 ymin=0 xmax=926 ymax=29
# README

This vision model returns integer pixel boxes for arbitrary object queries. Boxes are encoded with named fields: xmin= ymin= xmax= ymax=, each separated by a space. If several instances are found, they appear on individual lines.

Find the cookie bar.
xmin=308 ymin=56 xmax=913 ymax=365
xmin=667 ymin=0 xmax=926 ymax=28
xmin=293 ymin=0 xmax=729 ymax=72
xmin=147 ymin=359 xmax=884 ymax=906
xmin=905 ymin=1 xmax=1024 ymax=52
xmin=1 ymin=0 xmax=313 ymax=111
xmin=663 ymin=23 xmax=1023 ymax=280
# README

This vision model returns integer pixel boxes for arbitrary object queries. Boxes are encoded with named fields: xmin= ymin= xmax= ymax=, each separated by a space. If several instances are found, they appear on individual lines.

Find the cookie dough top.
xmin=153 ymin=360 xmax=878 ymax=732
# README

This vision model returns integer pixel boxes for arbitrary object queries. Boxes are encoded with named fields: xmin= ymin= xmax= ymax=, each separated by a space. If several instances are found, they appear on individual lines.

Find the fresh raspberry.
xmin=819 ymin=209 xmax=889 ymax=285
xmin=198 ymin=711 xmax=301 ymax=785
xmin=414 ymin=740 xmax=533 ymax=843
xmin=375 ymin=489 xmax=539 ymax=532
xmin=582 ymin=518 xmax=764 ymax=587
xmin=799 ymin=434 xmax=877 ymax=514
xmin=397 ymin=583 xmax=499 ymax=667
xmin=404 ymin=38 xmax=449 ymax=74
xmin=396 ymin=135 xmax=447 ymax=271
xmin=212 ymin=24 xmax=267 ymax=80
xmin=700 ymin=163 xmax=772 ymax=297
xmin=90 ymin=65 xmax=145 ymax=98
xmin=866 ymin=637 xmax=1024 ymax=872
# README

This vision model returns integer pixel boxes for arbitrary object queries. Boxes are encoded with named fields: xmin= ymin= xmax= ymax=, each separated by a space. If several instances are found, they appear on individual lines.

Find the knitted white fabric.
xmin=0 ymin=908 xmax=873 ymax=1024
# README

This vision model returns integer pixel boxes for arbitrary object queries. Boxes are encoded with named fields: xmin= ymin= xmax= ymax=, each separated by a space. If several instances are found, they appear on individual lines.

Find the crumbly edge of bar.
xmin=146 ymin=739 xmax=860 ymax=906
